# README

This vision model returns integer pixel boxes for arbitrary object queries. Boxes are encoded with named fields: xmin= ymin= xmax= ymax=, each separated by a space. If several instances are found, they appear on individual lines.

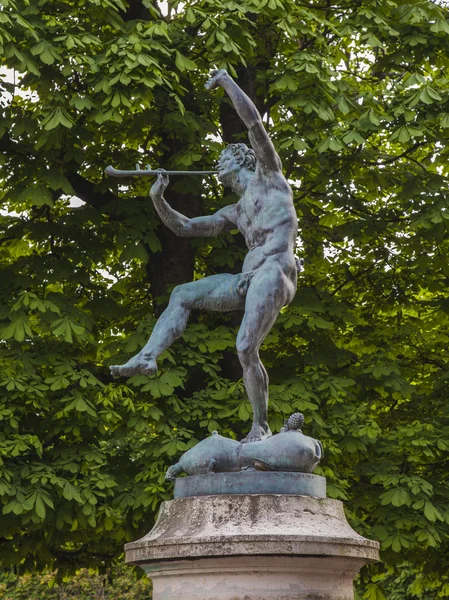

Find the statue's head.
xmin=217 ymin=143 xmax=256 ymax=190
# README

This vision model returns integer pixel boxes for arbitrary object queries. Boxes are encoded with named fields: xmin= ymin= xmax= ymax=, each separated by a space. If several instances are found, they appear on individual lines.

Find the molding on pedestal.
xmin=125 ymin=494 xmax=379 ymax=565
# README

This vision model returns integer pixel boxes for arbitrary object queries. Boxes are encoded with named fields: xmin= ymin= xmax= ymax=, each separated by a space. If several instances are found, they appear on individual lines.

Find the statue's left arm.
xmin=149 ymin=171 xmax=237 ymax=237
xmin=205 ymin=69 xmax=282 ymax=173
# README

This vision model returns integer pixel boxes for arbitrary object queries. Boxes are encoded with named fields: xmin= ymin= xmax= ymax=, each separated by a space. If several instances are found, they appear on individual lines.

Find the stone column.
xmin=125 ymin=475 xmax=379 ymax=600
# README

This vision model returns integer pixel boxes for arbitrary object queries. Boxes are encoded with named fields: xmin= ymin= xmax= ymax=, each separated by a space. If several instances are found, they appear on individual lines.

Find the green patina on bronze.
xmin=108 ymin=69 xmax=304 ymax=447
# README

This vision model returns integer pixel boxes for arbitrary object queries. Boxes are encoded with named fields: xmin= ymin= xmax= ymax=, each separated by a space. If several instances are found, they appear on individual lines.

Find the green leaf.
xmin=273 ymin=73 xmax=297 ymax=91
xmin=364 ymin=583 xmax=387 ymax=600
xmin=175 ymin=51 xmax=197 ymax=72
xmin=309 ymin=316 xmax=335 ymax=329
xmin=238 ymin=402 xmax=251 ymax=421
xmin=186 ymin=8 xmax=196 ymax=23
xmin=337 ymin=95 xmax=351 ymax=115
xmin=52 ymin=319 xmax=73 ymax=343
xmin=424 ymin=501 xmax=443 ymax=522
xmin=35 ymin=495 xmax=46 ymax=519
xmin=342 ymin=130 xmax=365 ymax=144
xmin=30 ymin=185 xmax=53 ymax=207
xmin=1 ymin=317 xmax=32 ymax=341
xmin=41 ymin=108 xmax=74 ymax=130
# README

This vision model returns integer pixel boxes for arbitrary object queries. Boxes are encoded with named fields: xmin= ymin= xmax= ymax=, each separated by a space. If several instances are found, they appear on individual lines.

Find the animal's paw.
xmin=165 ymin=463 xmax=182 ymax=482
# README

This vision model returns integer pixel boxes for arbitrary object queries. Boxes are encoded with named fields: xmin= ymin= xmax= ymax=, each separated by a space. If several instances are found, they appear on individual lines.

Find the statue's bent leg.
xmin=110 ymin=274 xmax=245 ymax=378
xmin=237 ymin=265 xmax=295 ymax=443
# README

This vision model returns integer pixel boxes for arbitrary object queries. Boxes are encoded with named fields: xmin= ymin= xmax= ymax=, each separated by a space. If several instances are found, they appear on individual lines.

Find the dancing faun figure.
xmin=110 ymin=69 xmax=299 ymax=443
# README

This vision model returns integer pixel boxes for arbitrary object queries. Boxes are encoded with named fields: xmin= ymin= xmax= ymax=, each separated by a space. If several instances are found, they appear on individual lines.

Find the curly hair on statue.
xmin=225 ymin=143 xmax=257 ymax=172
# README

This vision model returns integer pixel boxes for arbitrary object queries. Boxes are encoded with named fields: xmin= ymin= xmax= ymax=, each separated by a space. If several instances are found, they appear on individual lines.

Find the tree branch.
xmin=362 ymin=142 xmax=426 ymax=166
xmin=66 ymin=172 xmax=119 ymax=212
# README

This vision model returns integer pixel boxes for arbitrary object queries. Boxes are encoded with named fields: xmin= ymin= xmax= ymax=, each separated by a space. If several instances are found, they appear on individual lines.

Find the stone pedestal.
xmin=125 ymin=486 xmax=379 ymax=600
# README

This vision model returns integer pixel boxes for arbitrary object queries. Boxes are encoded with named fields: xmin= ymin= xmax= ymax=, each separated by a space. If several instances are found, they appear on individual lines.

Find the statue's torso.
xmin=236 ymin=170 xmax=298 ymax=277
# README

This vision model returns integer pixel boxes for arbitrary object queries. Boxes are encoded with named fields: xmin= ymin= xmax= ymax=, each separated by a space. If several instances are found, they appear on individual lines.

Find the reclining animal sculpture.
xmin=165 ymin=413 xmax=323 ymax=481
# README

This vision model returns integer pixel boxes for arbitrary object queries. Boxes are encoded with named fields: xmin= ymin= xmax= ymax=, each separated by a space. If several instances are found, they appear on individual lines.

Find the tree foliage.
xmin=0 ymin=566 xmax=150 ymax=599
xmin=1 ymin=0 xmax=449 ymax=597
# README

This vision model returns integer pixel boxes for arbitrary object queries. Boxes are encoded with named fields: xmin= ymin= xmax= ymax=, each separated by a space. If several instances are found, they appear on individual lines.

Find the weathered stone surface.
xmin=174 ymin=472 xmax=326 ymax=499
xmin=125 ymin=494 xmax=379 ymax=600
xmin=143 ymin=556 xmax=370 ymax=600
xmin=125 ymin=494 xmax=379 ymax=564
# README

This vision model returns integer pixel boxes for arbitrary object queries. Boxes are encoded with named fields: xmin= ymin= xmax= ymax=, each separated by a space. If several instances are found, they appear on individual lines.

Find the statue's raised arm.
xmin=205 ymin=69 xmax=282 ymax=173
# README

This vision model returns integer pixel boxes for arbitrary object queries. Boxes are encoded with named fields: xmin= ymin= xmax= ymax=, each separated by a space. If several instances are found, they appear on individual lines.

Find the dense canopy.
xmin=1 ymin=0 xmax=449 ymax=597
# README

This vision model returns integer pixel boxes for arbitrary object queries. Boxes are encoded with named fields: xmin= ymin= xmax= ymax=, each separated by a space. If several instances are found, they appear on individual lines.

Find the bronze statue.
xmin=110 ymin=69 xmax=300 ymax=443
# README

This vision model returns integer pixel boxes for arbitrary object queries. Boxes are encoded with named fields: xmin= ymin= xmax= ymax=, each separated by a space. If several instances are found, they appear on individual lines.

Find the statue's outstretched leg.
xmin=110 ymin=273 xmax=245 ymax=378
xmin=237 ymin=264 xmax=296 ymax=443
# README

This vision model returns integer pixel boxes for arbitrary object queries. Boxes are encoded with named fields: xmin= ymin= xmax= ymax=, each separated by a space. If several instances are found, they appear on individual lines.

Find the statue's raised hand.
xmin=205 ymin=69 xmax=228 ymax=91
xmin=150 ymin=169 xmax=169 ymax=201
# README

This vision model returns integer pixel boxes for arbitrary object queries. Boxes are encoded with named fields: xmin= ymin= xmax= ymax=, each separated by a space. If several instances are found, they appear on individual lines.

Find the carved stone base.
xmin=125 ymin=494 xmax=379 ymax=600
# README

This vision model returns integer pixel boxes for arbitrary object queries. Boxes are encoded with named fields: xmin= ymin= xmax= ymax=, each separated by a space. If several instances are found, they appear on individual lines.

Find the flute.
xmin=105 ymin=165 xmax=218 ymax=178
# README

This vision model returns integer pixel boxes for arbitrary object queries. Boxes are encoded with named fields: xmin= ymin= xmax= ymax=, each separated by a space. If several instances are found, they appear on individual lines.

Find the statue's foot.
xmin=139 ymin=355 xmax=158 ymax=375
xmin=241 ymin=424 xmax=272 ymax=444
xmin=110 ymin=354 xmax=158 ymax=378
